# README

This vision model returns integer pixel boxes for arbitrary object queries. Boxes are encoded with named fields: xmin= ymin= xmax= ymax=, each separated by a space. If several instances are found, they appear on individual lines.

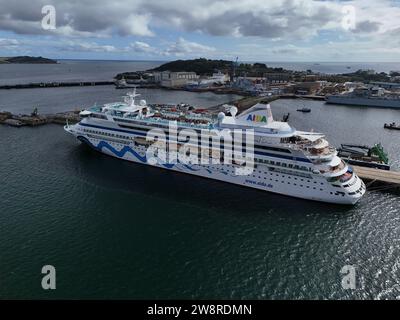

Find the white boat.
xmin=65 ymin=89 xmax=366 ymax=205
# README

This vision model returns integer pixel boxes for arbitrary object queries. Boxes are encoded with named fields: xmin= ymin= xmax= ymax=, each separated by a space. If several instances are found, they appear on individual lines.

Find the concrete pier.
xmin=0 ymin=81 xmax=114 ymax=90
xmin=353 ymin=165 xmax=400 ymax=189
xmin=0 ymin=110 xmax=81 ymax=127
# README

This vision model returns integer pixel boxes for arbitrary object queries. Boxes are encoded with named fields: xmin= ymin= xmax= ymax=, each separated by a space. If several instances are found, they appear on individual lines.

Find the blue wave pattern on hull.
xmin=78 ymin=136 xmax=235 ymax=176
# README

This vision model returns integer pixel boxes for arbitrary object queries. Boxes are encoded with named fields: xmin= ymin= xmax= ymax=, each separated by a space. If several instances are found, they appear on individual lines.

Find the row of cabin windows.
xmin=242 ymin=175 xmax=325 ymax=192
xmin=117 ymin=122 xmax=293 ymax=154
xmin=255 ymin=157 xmax=310 ymax=172
xmin=84 ymin=128 xmax=132 ymax=141
xmin=348 ymin=183 xmax=365 ymax=196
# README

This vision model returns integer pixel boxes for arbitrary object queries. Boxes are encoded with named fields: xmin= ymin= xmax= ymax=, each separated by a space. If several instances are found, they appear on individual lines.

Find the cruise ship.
xmin=64 ymin=90 xmax=366 ymax=204
xmin=326 ymin=86 xmax=400 ymax=108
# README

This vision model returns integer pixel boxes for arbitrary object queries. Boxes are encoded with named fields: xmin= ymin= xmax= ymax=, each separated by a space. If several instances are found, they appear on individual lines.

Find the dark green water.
xmin=1 ymin=120 xmax=399 ymax=299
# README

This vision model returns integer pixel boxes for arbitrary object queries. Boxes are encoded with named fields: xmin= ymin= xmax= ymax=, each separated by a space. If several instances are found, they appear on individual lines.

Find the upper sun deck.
xmin=121 ymin=105 xmax=217 ymax=130
xmin=83 ymin=90 xmax=218 ymax=130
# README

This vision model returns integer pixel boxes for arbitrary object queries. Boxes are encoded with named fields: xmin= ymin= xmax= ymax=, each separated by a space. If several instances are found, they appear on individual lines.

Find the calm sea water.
xmin=0 ymin=61 xmax=400 ymax=299
xmin=1 ymin=60 xmax=399 ymax=86
xmin=0 ymin=60 xmax=163 ymax=85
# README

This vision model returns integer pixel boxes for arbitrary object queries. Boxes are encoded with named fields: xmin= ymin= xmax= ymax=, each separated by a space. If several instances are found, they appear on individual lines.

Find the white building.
xmin=344 ymin=82 xmax=364 ymax=91
xmin=154 ymin=71 xmax=199 ymax=88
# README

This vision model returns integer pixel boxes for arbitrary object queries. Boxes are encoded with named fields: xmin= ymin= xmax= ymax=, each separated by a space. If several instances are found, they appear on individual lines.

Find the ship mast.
xmin=125 ymin=87 xmax=140 ymax=107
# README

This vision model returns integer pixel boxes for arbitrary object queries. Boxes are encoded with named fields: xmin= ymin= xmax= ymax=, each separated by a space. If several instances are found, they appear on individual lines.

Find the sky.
xmin=0 ymin=0 xmax=399 ymax=62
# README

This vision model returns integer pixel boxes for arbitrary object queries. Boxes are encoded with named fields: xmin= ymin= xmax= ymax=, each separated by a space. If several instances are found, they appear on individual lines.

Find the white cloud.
xmin=61 ymin=40 xmax=118 ymax=53
xmin=0 ymin=38 xmax=19 ymax=47
xmin=119 ymin=14 xmax=154 ymax=37
xmin=45 ymin=38 xmax=215 ymax=57
xmin=0 ymin=0 xmax=368 ymax=38
xmin=164 ymin=37 xmax=216 ymax=56
xmin=130 ymin=41 xmax=158 ymax=53
xmin=129 ymin=38 xmax=216 ymax=57
xmin=0 ymin=0 xmax=399 ymax=60
xmin=0 ymin=0 xmax=399 ymax=41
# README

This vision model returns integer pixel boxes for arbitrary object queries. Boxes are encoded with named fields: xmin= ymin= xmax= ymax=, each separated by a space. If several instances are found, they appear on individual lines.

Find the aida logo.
xmin=246 ymin=114 xmax=267 ymax=123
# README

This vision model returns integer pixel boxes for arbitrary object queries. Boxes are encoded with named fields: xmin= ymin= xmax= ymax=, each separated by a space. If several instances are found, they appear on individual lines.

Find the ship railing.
xmin=122 ymin=115 xmax=214 ymax=130
xmin=308 ymin=146 xmax=336 ymax=156
xmin=283 ymin=142 xmax=336 ymax=156
xmin=318 ymin=160 xmax=346 ymax=174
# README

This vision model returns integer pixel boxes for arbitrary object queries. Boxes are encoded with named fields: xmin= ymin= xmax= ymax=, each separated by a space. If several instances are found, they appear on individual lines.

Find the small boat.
xmin=384 ymin=122 xmax=400 ymax=130
xmin=296 ymin=108 xmax=311 ymax=113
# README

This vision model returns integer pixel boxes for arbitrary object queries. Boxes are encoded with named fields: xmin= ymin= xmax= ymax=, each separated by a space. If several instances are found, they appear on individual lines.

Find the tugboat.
xmin=384 ymin=122 xmax=400 ymax=130
xmin=296 ymin=107 xmax=311 ymax=113
xmin=337 ymin=143 xmax=391 ymax=171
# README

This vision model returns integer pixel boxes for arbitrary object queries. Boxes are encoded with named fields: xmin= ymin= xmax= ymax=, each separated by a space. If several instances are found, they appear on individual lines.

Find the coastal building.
xmin=304 ymin=74 xmax=319 ymax=81
xmin=285 ymin=82 xmax=321 ymax=95
xmin=369 ymin=81 xmax=400 ymax=90
xmin=209 ymin=71 xmax=229 ymax=84
xmin=265 ymin=73 xmax=291 ymax=84
xmin=316 ymin=80 xmax=329 ymax=88
xmin=344 ymin=82 xmax=364 ymax=91
xmin=320 ymin=83 xmax=346 ymax=95
xmin=154 ymin=71 xmax=199 ymax=88
xmin=187 ymin=71 xmax=230 ymax=89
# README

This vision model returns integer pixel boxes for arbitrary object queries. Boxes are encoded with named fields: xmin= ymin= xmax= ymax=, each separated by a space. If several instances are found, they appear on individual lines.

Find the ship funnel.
xmin=237 ymin=103 xmax=275 ymax=124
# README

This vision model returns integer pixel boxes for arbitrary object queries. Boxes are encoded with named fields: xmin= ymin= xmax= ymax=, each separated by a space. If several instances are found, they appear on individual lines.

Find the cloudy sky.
xmin=0 ymin=0 xmax=399 ymax=61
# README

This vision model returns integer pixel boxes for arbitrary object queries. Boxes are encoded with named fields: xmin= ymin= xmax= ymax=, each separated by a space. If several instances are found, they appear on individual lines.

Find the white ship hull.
xmin=326 ymin=95 xmax=400 ymax=108
xmin=65 ymin=123 xmax=364 ymax=205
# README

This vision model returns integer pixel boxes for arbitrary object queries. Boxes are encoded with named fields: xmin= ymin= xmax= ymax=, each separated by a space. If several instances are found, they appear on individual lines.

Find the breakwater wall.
xmin=0 ymin=111 xmax=80 ymax=127
xmin=0 ymin=81 xmax=115 ymax=90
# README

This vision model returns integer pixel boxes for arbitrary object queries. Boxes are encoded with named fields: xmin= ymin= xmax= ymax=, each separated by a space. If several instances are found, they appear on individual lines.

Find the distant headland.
xmin=116 ymin=58 xmax=293 ymax=80
xmin=149 ymin=58 xmax=291 ymax=76
xmin=0 ymin=56 xmax=58 ymax=64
